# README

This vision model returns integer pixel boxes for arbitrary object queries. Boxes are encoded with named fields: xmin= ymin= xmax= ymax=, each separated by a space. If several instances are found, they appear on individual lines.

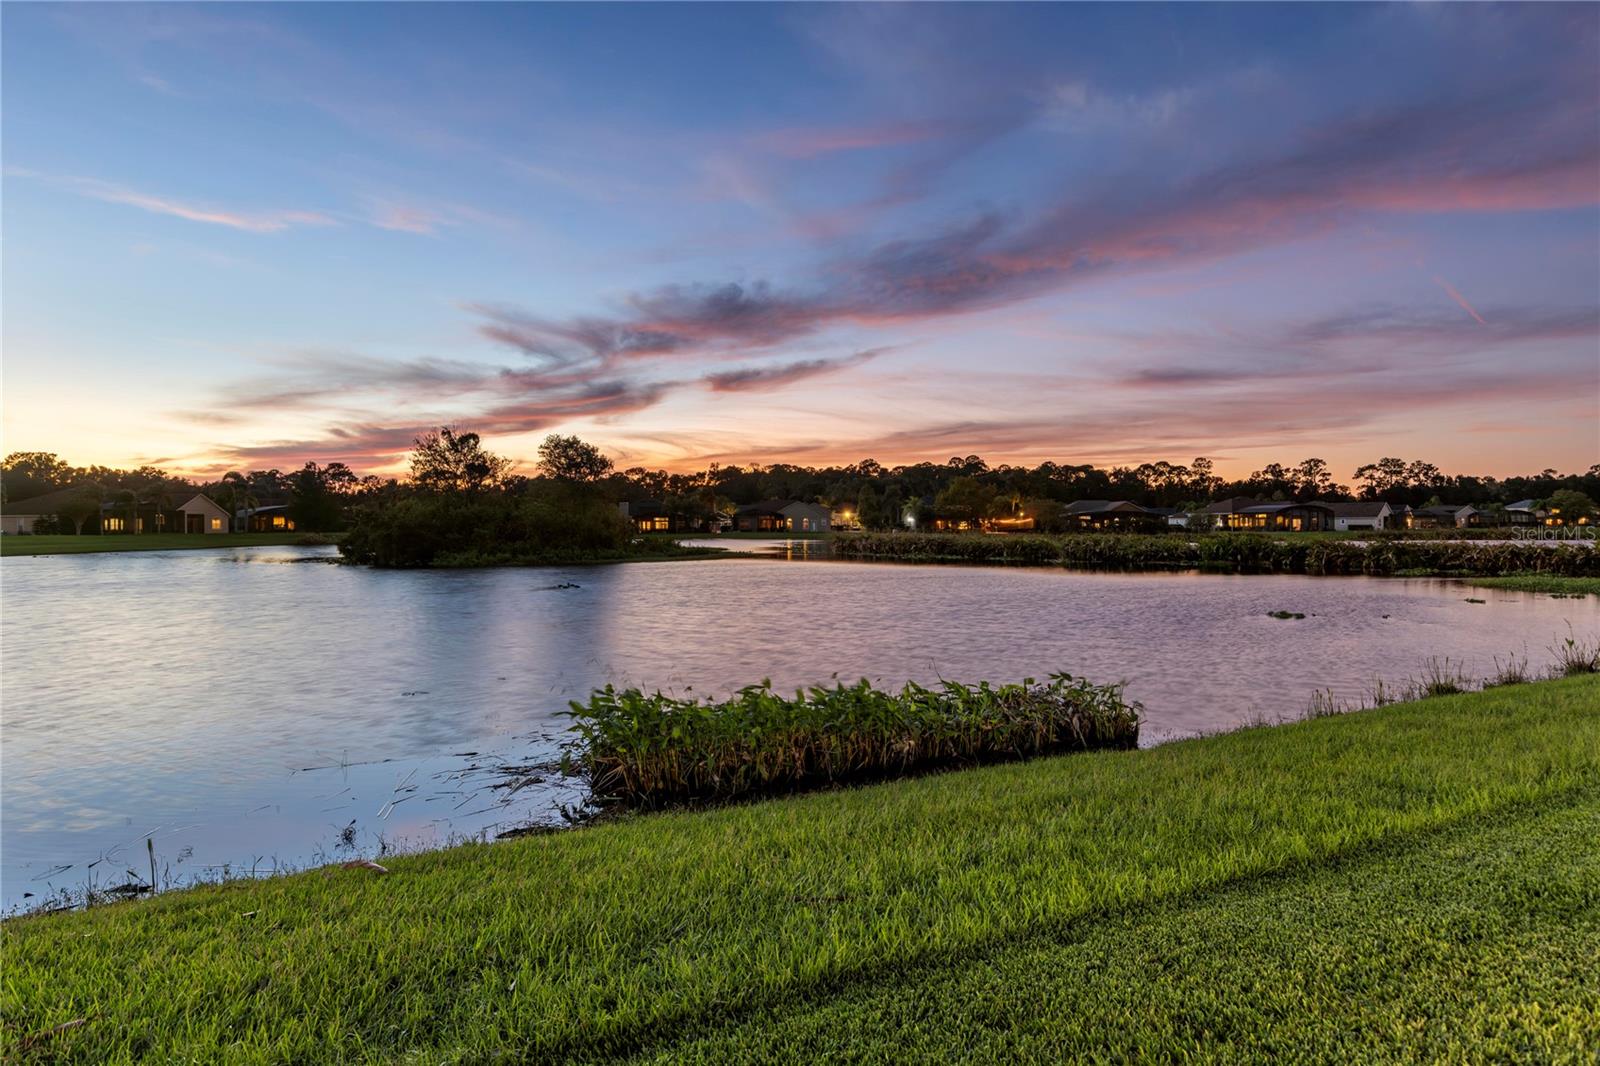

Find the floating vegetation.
xmin=1267 ymin=610 xmax=1306 ymax=620
xmin=563 ymin=673 xmax=1140 ymax=808
xmin=1464 ymin=597 xmax=1487 ymax=604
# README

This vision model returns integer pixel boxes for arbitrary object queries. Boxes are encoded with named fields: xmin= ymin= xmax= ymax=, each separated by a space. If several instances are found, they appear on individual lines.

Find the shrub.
xmin=563 ymin=673 xmax=1140 ymax=808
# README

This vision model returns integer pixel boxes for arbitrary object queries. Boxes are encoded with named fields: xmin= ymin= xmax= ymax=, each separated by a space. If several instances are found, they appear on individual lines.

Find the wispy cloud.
xmin=482 ymin=79 xmax=1597 ymax=363
xmin=1433 ymin=275 xmax=1488 ymax=326
xmin=703 ymin=347 xmax=889 ymax=392
xmin=8 ymin=169 xmax=337 ymax=233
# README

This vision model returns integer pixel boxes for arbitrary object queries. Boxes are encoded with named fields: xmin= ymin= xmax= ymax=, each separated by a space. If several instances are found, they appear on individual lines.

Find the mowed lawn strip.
xmin=621 ymin=791 xmax=1600 ymax=1065
xmin=0 ymin=533 xmax=332 ymax=557
xmin=3 ymin=677 xmax=1598 ymax=1063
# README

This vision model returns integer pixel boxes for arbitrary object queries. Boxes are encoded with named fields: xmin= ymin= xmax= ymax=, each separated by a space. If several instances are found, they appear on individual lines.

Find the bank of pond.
xmin=5 ymin=675 xmax=1597 ymax=1063
xmin=831 ymin=530 xmax=1600 ymax=576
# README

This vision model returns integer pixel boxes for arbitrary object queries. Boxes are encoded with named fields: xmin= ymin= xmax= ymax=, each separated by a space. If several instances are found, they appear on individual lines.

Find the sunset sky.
xmin=4 ymin=3 xmax=1598 ymax=479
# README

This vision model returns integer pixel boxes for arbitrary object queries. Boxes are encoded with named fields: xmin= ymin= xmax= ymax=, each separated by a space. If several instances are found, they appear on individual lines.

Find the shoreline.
xmin=6 ymin=675 xmax=1597 ymax=1061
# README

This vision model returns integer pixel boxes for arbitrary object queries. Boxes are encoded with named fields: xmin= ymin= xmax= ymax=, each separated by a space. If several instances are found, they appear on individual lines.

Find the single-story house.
xmin=239 ymin=504 xmax=297 ymax=532
xmin=2 ymin=487 xmax=230 ymax=535
xmin=1231 ymin=501 xmax=1338 ymax=532
xmin=1505 ymin=499 xmax=1545 ymax=526
xmin=1 ymin=486 xmax=95 ymax=534
xmin=732 ymin=500 xmax=831 ymax=533
xmin=110 ymin=492 xmax=231 ymax=534
xmin=615 ymin=499 xmax=716 ymax=533
xmin=1408 ymin=504 xmax=1480 ymax=529
xmin=1328 ymin=501 xmax=1401 ymax=532
xmin=1063 ymin=500 xmax=1167 ymax=531
xmin=1204 ymin=498 xmax=1263 ymax=529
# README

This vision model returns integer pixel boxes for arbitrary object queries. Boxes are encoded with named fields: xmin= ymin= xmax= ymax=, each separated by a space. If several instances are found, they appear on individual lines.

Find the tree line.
xmin=5 ymin=441 xmax=1597 ymax=535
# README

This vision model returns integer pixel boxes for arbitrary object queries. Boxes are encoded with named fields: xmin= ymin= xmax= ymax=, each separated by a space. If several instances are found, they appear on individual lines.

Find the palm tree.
xmin=116 ymin=488 xmax=140 ymax=535
xmin=143 ymin=484 xmax=175 ymax=534
xmin=220 ymin=472 xmax=255 ymax=532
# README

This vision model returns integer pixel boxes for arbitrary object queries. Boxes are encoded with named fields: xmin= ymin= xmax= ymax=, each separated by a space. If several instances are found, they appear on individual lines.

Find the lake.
xmin=3 ymin=540 xmax=1597 ymax=907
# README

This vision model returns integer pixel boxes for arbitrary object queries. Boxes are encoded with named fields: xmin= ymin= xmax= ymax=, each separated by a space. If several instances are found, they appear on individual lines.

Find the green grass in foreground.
xmin=631 ymin=793 xmax=1600 ymax=1065
xmin=0 ymin=533 xmax=337 ymax=557
xmin=1468 ymin=574 xmax=1600 ymax=596
xmin=3 ymin=677 xmax=1598 ymax=1063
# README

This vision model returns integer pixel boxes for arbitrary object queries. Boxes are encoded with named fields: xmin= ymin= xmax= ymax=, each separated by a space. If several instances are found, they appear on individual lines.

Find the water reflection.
xmin=2 ymin=544 xmax=1596 ymax=905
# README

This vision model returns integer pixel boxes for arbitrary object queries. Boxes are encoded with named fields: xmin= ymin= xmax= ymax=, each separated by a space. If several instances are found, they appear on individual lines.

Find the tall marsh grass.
xmin=564 ymin=674 xmax=1140 ymax=807
xmin=832 ymin=531 xmax=1600 ymax=577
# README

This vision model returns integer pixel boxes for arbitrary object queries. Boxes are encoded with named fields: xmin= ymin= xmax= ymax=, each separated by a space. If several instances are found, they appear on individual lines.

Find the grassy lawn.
xmin=0 ymin=533 xmax=337 ymax=557
xmin=1468 ymin=574 xmax=1600 ymax=596
xmin=3 ymin=677 xmax=1597 ymax=1063
xmin=649 ymin=530 xmax=833 ymax=540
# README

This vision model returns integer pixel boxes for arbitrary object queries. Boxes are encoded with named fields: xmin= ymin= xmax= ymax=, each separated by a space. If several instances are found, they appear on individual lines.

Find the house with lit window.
xmin=1062 ymin=500 xmax=1167 ymax=531
xmin=616 ymin=499 xmax=715 ymax=533
xmin=239 ymin=504 xmax=297 ymax=532
xmin=1228 ymin=501 xmax=1339 ymax=532
xmin=100 ymin=492 xmax=232 ymax=534
xmin=732 ymin=499 xmax=831 ymax=533
xmin=1204 ymin=498 xmax=1263 ymax=528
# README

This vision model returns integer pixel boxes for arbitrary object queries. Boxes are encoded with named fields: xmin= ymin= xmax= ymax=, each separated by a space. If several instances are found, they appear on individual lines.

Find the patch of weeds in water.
xmin=564 ymin=673 xmax=1139 ymax=808
xmin=1549 ymin=627 xmax=1600 ymax=677
xmin=1464 ymin=597 xmax=1487 ymax=604
xmin=1267 ymin=610 xmax=1306 ymax=620
xmin=1304 ymin=689 xmax=1346 ymax=718
xmin=1485 ymin=652 xmax=1531 ymax=688
xmin=1413 ymin=657 xmax=1472 ymax=698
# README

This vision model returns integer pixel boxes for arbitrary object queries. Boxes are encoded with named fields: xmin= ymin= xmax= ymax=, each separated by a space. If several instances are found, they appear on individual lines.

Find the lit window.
xmin=104 ymin=517 xmax=124 ymax=532
xmin=211 ymin=517 xmax=223 ymax=531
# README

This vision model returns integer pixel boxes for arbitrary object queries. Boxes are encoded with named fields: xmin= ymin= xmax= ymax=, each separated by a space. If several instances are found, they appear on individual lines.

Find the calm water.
xmin=3 ymin=541 xmax=1597 ymax=906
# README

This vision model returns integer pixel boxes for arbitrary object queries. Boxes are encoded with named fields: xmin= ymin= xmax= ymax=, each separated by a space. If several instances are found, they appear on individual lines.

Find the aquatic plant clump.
xmin=564 ymin=674 xmax=1139 ymax=807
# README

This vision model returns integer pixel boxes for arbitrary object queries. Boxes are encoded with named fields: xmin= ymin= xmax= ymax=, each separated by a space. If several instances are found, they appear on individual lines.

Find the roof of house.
xmin=1414 ymin=504 xmax=1476 ymax=517
xmin=735 ymin=499 xmax=794 ymax=516
xmin=780 ymin=500 xmax=828 ymax=515
xmin=1238 ymin=501 xmax=1337 ymax=514
xmin=1064 ymin=499 xmax=1149 ymax=516
xmin=1142 ymin=506 xmax=1180 ymax=516
xmin=3 ymin=485 xmax=96 ymax=515
xmin=1507 ymin=499 xmax=1541 ymax=511
xmin=1204 ymin=497 xmax=1260 ymax=514
xmin=1327 ymin=501 xmax=1391 ymax=518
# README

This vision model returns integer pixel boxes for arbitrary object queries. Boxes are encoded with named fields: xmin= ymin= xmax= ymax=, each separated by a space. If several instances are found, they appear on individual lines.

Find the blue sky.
xmin=4 ymin=3 xmax=1597 ymax=477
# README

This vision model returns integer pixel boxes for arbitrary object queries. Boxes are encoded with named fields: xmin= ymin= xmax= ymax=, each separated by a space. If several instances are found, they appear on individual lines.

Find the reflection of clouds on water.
xmin=4 ymin=544 xmax=1598 ymax=905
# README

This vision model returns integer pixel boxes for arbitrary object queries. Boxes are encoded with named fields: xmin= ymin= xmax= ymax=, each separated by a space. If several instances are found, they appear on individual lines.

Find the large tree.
xmin=410 ymin=428 xmax=512 ymax=493
xmin=536 ymin=434 xmax=614 ymax=484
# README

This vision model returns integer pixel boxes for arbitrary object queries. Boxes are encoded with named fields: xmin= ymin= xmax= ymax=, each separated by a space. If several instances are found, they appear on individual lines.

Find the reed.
xmin=563 ymin=673 xmax=1140 ymax=808
xmin=1549 ymin=629 xmax=1600 ymax=676
xmin=831 ymin=531 xmax=1600 ymax=577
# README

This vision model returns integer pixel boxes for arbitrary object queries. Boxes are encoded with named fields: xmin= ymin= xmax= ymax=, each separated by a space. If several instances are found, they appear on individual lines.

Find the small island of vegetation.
xmin=337 ymin=429 xmax=713 ymax=568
